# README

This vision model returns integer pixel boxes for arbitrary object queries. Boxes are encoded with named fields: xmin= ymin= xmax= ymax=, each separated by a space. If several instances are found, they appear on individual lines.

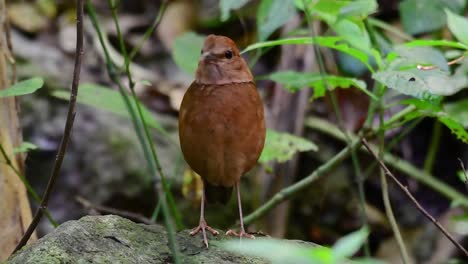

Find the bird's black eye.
xmin=225 ymin=50 xmax=233 ymax=59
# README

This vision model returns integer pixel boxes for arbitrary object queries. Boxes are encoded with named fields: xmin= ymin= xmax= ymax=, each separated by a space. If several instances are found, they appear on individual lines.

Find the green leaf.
xmin=403 ymin=99 xmax=468 ymax=143
xmin=172 ymin=32 xmax=205 ymax=75
xmin=267 ymin=71 xmax=376 ymax=100
xmin=399 ymin=0 xmax=466 ymax=35
xmin=446 ymin=9 xmax=468 ymax=45
xmin=242 ymin=36 xmax=373 ymax=71
xmin=331 ymin=19 xmax=371 ymax=52
xmin=332 ymin=226 xmax=369 ymax=260
xmin=51 ymin=83 xmax=168 ymax=136
xmin=257 ymin=0 xmax=296 ymax=41
xmin=0 ymin=77 xmax=44 ymax=98
xmin=373 ymin=68 xmax=465 ymax=100
xmin=259 ymin=129 xmax=318 ymax=164
xmin=404 ymin=39 xmax=468 ymax=50
xmin=222 ymin=238 xmax=333 ymax=264
xmin=394 ymin=46 xmax=449 ymax=71
xmin=338 ymin=0 xmax=378 ymax=18
xmin=445 ymin=99 xmax=468 ymax=128
xmin=219 ymin=0 xmax=250 ymax=21
xmin=13 ymin=142 xmax=38 ymax=154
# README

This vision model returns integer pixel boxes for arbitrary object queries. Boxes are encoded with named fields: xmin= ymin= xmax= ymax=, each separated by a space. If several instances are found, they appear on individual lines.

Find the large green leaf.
xmin=393 ymin=46 xmax=449 ymax=71
xmin=446 ymin=9 xmax=468 ymax=45
xmin=219 ymin=0 xmax=250 ymax=21
xmin=259 ymin=129 xmax=318 ymax=164
xmin=332 ymin=227 xmax=369 ymax=260
xmin=257 ymin=0 xmax=296 ymax=41
xmin=373 ymin=68 xmax=466 ymax=101
xmin=0 ymin=77 xmax=44 ymax=98
xmin=445 ymin=99 xmax=468 ymax=128
xmin=51 ymin=83 xmax=168 ymax=136
xmin=404 ymin=39 xmax=468 ymax=50
xmin=267 ymin=71 xmax=375 ymax=99
xmin=399 ymin=0 xmax=466 ymax=35
xmin=172 ymin=32 xmax=205 ymax=75
xmin=242 ymin=36 xmax=373 ymax=71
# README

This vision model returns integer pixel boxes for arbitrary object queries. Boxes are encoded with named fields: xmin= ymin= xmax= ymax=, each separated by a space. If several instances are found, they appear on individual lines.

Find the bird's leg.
xmin=190 ymin=187 xmax=219 ymax=248
xmin=226 ymin=182 xmax=254 ymax=239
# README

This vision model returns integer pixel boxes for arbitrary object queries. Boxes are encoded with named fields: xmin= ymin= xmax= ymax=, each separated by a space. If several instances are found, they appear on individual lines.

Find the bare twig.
xmin=12 ymin=0 xmax=84 ymax=254
xmin=417 ymin=54 xmax=465 ymax=71
xmin=75 ymin=196 xmax=153 ymax=225
xmin=362 ymin=139 xmax=468 ymax=257
xmin=458 ymin=158 xmax=468 ymax=192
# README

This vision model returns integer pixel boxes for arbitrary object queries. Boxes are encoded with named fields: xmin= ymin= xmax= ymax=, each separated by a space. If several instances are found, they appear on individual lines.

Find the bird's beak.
xmin=201 ymin=52 xmax=217 ymax=62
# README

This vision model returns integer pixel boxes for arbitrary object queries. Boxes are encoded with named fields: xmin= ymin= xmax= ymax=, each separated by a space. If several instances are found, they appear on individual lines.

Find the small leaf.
xmin=219 ymin=0 xmax=250 ymax=21
xmin=446 ymin=9 xmax=468 ymax=45
xmin=0 ymin=77 xmax=44 ymax=98
xmin=257 ymin=0 xmax=296 ymax=41
xmin=51 ymin=83 xmax=169 ymax=137
xmin=259 ymin=129 xmax=318 ymax=164
xmin=445 ymin=99 xmax=468 ymax=128
xmin=172 ymin=32 xmax=205 ymax=75
xmin=222 ymin=238 xmax=333 ymax=264
xmin=332 ymin=226 xmax=369 ymax=260
xmin=267 ymin=71 xmax=375 ymax=100
xmin=338 ymin=0 xmax=378 ymax=18
xmin=13 ymin=142 xmax=38 ymax=154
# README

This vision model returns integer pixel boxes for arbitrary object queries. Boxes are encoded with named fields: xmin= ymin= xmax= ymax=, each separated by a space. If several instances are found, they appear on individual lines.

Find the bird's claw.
xmin=190 ymin=220 xmax=219 ymax=248
xmin=226 ymin=229 xmax=255 ymax=239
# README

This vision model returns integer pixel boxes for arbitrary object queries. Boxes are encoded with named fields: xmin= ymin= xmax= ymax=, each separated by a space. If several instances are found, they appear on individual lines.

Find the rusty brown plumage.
xmin=179 ymin=35 xmax=265 ymax=247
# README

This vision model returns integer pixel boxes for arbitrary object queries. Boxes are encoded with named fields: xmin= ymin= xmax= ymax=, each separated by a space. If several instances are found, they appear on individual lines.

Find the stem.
xmin=13 ymin=0 xmax=84 ymax=253
xmin=128 ymin=0 xmax=168 ymax=61
xmin=302 ymin=0 xmax=370 ymax=255
xmin=423 ymin=121 xmax=441 ymax=173
xmin=243 ymin=138 xmax=362 ymax=225
xmin=0 ymin=145 xmax=57 ymax=226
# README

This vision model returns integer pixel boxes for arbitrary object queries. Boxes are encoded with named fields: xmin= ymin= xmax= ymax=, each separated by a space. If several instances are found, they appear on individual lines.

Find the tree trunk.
xmin=0 ymin=0 xmax=35 ymax=260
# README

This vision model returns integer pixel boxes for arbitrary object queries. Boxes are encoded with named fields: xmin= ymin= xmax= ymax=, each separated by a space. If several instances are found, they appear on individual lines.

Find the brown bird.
xmin=179 ymin=34 xmax=266 ymax=248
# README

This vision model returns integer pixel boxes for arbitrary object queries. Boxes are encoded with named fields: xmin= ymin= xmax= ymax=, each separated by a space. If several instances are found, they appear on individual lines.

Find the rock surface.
xmin=7 ymin=215 xmax=266 ymax=264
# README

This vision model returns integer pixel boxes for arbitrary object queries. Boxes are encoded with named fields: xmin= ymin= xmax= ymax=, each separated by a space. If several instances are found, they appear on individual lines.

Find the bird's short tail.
xmin=203 ymin=180 xmax=233 ymax=204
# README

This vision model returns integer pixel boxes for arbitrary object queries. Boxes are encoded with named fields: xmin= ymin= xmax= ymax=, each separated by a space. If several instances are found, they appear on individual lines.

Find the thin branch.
xmin=12 ymin=0 xmax=84 ymax=254
xmin=75 ymin=196 xmax=153 ymax=225
xmin=362 ymin=139 xmax=468 ymax=258
xmin=417 ymin=54 xmax=465 ymax=71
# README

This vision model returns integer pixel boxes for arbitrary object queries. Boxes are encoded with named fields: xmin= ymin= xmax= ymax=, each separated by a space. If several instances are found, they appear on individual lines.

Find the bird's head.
xmin=195 ymin=35 xmax=253 ymax=85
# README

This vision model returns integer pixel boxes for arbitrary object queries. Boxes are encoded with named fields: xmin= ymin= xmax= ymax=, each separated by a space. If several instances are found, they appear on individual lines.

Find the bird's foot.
xmin=190 ymin=219 xmax=219 ymax=248
xmin=225 ymin=229 xmax=255 ymax=239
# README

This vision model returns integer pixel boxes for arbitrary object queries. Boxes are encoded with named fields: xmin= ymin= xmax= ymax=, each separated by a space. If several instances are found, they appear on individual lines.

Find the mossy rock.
xmin=7 ymin=215 xmax=266 ymax=264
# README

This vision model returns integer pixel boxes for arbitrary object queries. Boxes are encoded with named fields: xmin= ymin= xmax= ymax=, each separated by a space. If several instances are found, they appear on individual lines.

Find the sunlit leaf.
xmin=0 ymin=77 xmax=44 ymax=98
xmin=332 ymin=19 xmax=371 ymax=52
xmin=219 ymin=0 xmax=250 ymax=21
xmin=13 ymin=142 xmax=38 ymax=154
xmin=446 ymin=9 xmax=468 ymax=45
xmin=332 ymin=226 xmax=369 ymax=260
xmin=172 ymin=32 xmax=205 ymax=75
xmin=51 ymin=83 xmax=168 ymax=136
xmin=259 ymin=129 xmax=318 ymax=164
xmin=267 ymin=71 xmax=376 ymax=100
